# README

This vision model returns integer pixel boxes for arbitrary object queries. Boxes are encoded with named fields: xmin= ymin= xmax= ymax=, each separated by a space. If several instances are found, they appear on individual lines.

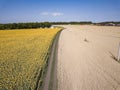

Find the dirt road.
xmin=57 ymin=25 xmax=120 ymax=90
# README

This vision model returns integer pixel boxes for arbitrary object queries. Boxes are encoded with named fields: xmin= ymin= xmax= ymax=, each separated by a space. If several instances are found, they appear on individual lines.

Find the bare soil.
xmin=57 ymin=25 xmax=120 ymax=90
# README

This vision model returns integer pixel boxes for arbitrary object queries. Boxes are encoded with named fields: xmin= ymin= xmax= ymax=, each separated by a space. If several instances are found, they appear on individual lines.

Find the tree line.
xmin=51 ymin=21 xmax=93 ymax=25
xmin=52 ymin=21 xmax=120 ymax=26
xmin=0 ymin=21 xmax=93 ymax=30
xmin=0 ymin=22 xmax=51 ymax=30
xmin=94 ymin=21 xmax=120 ymax=26
xmin=0 ymin=21 xmax=120 ymax=30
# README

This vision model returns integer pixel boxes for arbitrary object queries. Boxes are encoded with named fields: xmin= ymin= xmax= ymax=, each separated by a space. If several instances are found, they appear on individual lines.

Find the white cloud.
xmin=41 ymin=12 xmax=49 ymax=16
xmin=41 ymin=12 xmax=64 ymax=16
xmin=52 ymin=13 xmax=64 ymax=16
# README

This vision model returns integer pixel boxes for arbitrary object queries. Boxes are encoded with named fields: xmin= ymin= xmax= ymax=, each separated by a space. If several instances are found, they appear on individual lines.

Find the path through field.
xmin=57 ymin=25 xmax=120 ymax=90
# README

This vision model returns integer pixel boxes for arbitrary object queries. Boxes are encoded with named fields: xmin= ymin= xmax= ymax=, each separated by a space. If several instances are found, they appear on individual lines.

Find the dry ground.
xmin=57 ymin=25 xmax=120 ymax=90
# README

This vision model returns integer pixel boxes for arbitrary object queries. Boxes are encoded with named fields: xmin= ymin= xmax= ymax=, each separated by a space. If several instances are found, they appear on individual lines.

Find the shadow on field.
xmin=109 ymin=52 xmax=120 ymax=63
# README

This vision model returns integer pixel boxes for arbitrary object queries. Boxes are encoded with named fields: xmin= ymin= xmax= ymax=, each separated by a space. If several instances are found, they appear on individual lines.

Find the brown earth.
xmin=57 ymin=25 xmax=120 ymax=90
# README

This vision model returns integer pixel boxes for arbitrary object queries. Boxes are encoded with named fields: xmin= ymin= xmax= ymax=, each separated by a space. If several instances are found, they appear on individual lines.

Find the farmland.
xmin=57 ymin=25 xmax=120 ymax=90
xmin=0 ymin=28 xmax=61 ymax=90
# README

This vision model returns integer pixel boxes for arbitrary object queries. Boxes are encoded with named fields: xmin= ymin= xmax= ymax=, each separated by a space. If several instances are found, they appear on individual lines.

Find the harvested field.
xmin=57 ymin=25 xmax=120 ymax=90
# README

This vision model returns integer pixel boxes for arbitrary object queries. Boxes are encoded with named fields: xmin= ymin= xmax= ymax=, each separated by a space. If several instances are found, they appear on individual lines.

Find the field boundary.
xmin=38 ymin=29 xmax=63 ymax=90
xmin=48 ymin=30 xmax=63 ymax=90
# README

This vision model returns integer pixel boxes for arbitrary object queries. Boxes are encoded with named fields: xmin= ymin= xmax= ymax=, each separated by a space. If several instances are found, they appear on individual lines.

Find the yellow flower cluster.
xmin=0 ymin=28 xmax=61 ymax=90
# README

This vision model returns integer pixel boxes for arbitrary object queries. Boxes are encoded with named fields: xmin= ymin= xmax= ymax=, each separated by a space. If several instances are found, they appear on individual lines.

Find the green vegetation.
xmin=51 ymin=21 xmax=93 ymax=25
xmin=0 ymin=21 xmax=119 ymax=30
xmin=0 ymin=22 xmax=51 ymax=30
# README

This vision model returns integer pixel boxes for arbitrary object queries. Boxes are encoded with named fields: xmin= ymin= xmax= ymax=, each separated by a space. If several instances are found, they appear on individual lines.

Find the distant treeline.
xmin=0 ymin=22 xmax=51 ymax=30
xmin=51 ymin=21 xmax=93 ymax=25
xmin=52 ymin=21 xmax=120 ymax=26
xmin=0 ymin=21 xmax=120 ymax=30
xmin=94 ymin=21 xmax=120 ymax=26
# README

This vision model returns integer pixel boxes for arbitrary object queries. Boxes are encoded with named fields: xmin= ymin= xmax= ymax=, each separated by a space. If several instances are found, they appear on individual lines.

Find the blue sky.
xmin=0 ymin=0 xmax=120 ymax=23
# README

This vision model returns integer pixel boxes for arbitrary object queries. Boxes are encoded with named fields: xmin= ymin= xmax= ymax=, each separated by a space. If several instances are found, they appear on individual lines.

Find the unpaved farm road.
xmin=57 ymin=25 xmax=120 ymax=90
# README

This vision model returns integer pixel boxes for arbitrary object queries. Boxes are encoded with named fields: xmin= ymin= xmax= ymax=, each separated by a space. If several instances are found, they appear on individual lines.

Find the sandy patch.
xmin=57 ymin=25 xmax=120 ymax=90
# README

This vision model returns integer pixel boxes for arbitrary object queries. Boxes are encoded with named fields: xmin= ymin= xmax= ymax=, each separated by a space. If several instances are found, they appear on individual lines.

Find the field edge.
xmin=39 ymin=29 xmax=63 ymax=90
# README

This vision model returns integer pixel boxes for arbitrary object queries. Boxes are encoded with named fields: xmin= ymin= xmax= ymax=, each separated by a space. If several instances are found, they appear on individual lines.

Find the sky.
xmin=0 ymin=0 xmax=120 ymax=23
